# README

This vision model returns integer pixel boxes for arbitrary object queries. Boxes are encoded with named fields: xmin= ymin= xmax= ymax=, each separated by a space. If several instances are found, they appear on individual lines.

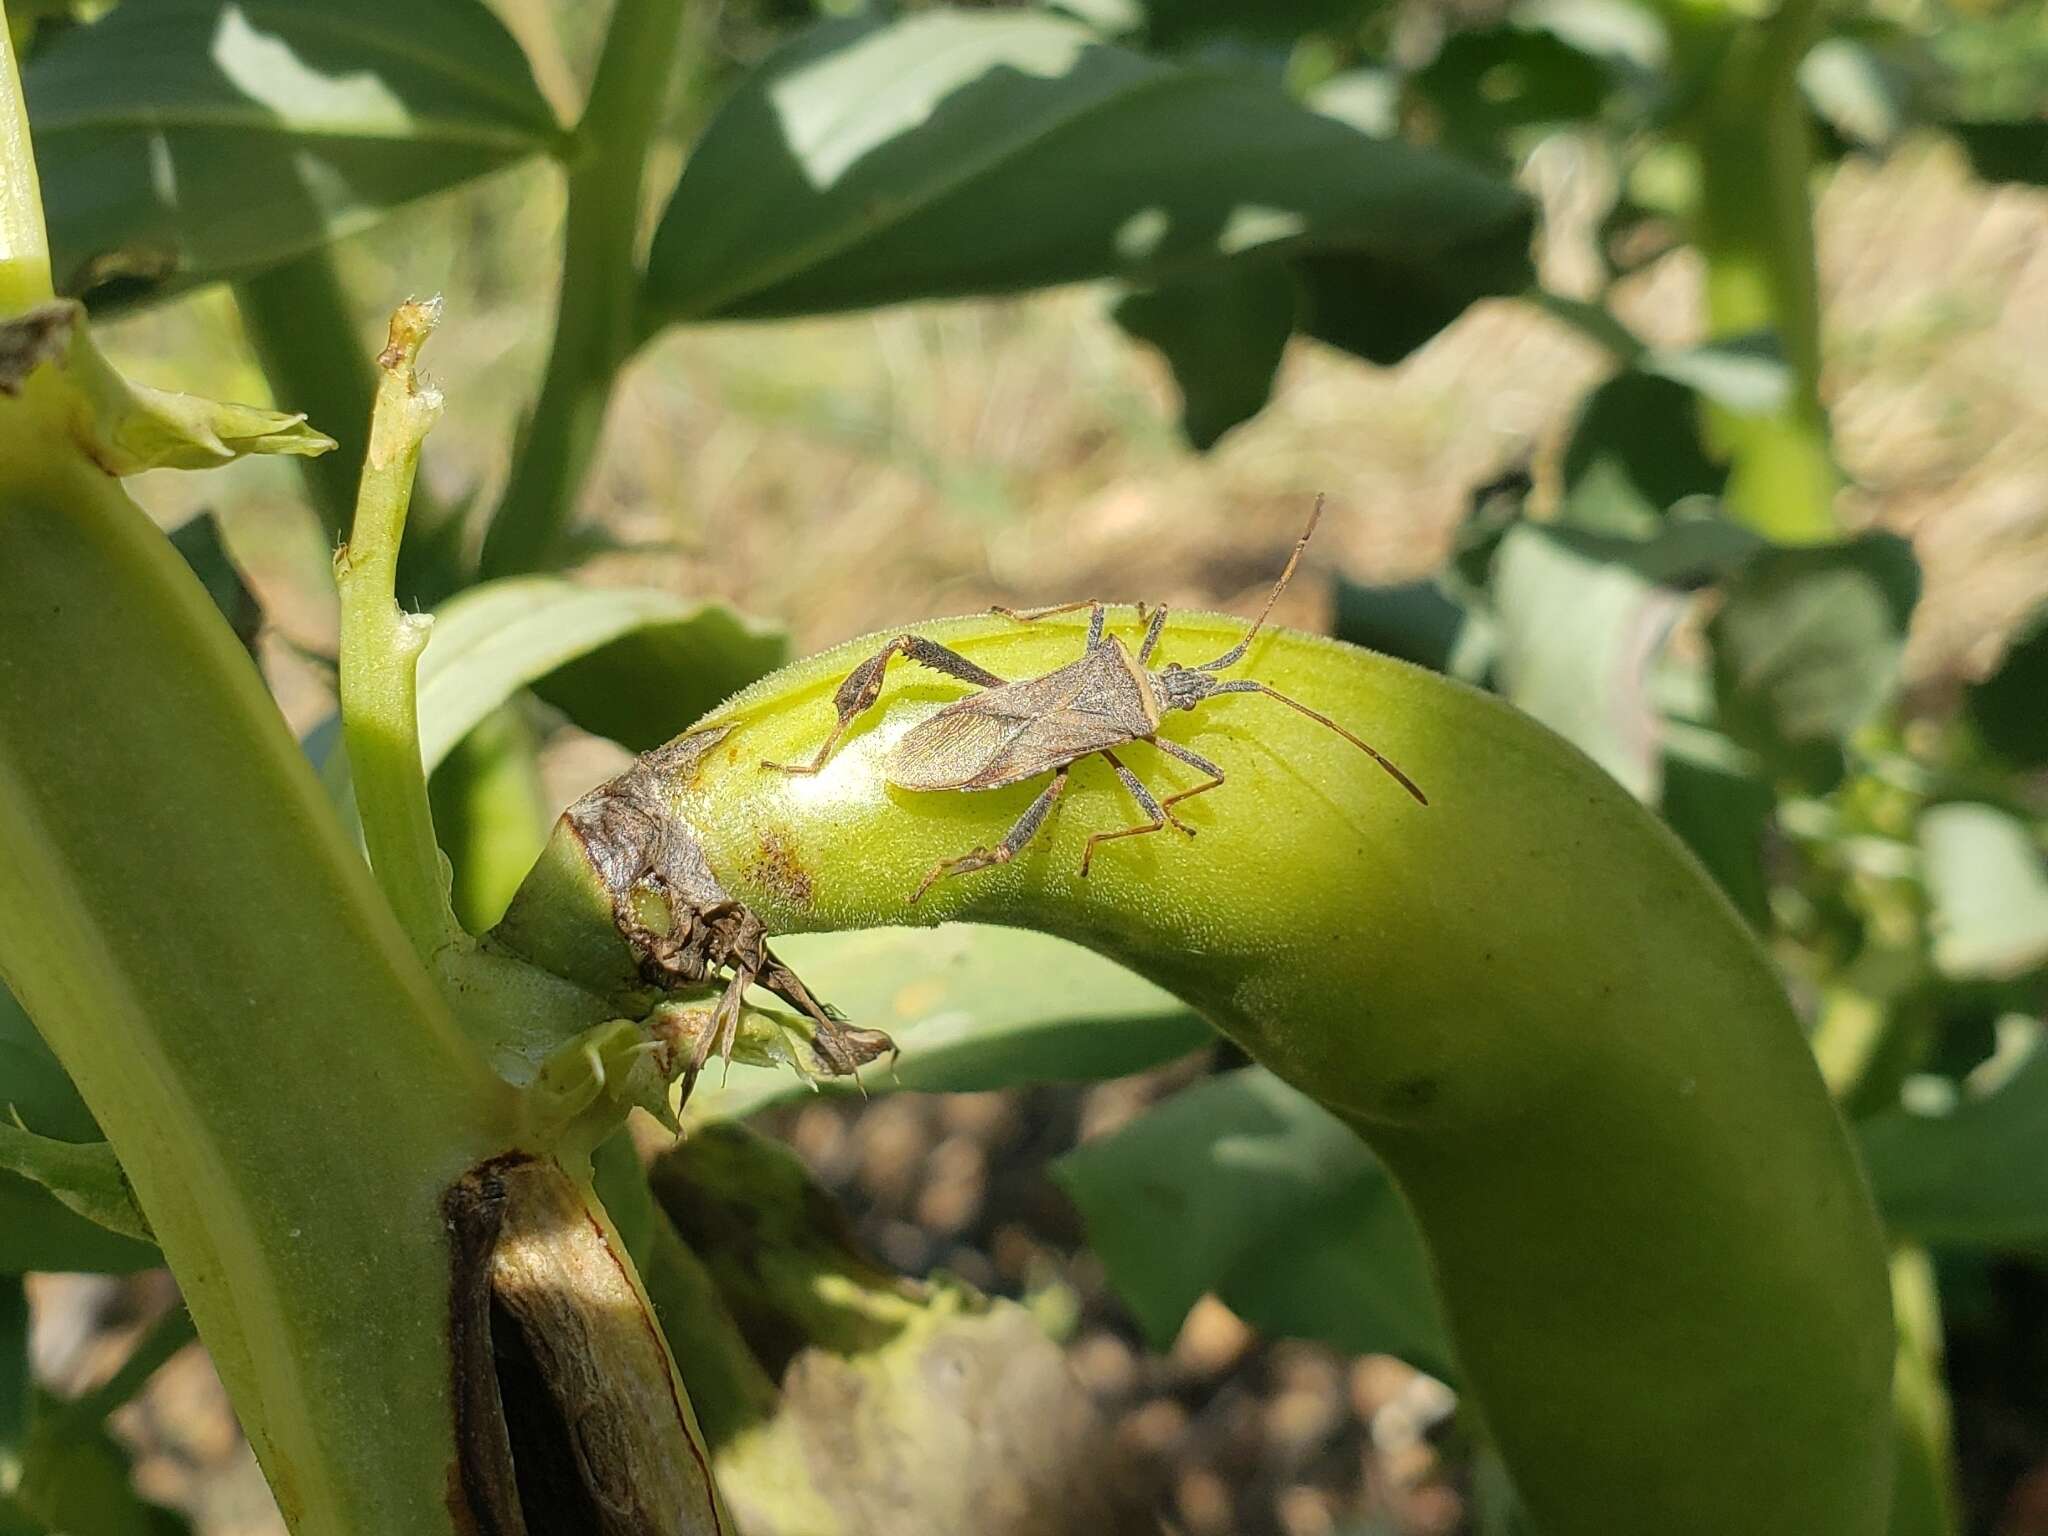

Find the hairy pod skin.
xmin=497 ymin=610 xmax=1894 ymax=1535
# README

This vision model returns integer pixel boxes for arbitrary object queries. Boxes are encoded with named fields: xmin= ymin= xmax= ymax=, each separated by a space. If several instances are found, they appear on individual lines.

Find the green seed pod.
xmin=497 ymin=611 xmax=1894 ymax=1536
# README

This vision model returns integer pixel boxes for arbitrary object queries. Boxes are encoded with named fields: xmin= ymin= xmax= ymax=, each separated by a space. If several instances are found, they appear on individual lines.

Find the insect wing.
xmin=886 ymin=705 xmax=1032 ymax=791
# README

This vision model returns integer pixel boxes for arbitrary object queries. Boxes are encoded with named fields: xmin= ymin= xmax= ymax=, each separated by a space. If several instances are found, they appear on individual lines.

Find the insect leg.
xmin=1152 ymin=737 xmax=1226 ymax=830
xmin=678 ymin=970 xmax=749 ymax=1106
xmin=762 ymin=634 xmax=1007 ymax=775
xmin=1136 ymin=603 xmax=1169 ymax=664
xmin=909 ymin=767 xmax=1070 ymax=903
xmin=1080 ymin=749 xmax=1174 ymax=876
xmin=991 ymin=600 xmax=1109 ymax=649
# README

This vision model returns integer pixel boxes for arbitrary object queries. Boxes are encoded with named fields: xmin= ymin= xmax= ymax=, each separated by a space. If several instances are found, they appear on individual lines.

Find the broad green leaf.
xmin=1708 ymin=533 xmax=1920 ymax=791
xmin=1 ymin=1277 xmax=24 ymax=1462
xmin=1408 ymin=24 xmax=1612 ymax=168
xmin=1965 ymin=601 xmax=2048 ymax=768
xmin=25 ymin=0 xmax=560 ymax=307
xmin=1918 ymin=803 xmax=2048 ymax=983
xmin=1657 ymin=722 xmax=1774 ymax=929
xmin=168 ymin=513 xmax=261 ymax=655
xmin=1331 ymin=574 xmax=1495 ymax=684
xmin=1054 ymin=1067 xmax=1454 ymax=1376
xmin=1558 ymin=369 xmax=1723 ymax=536
xmin=1053 ymin=0 xmax=1375 ymax=48
xmin=1641 ymin=335 xmax=1791 ymax=418
xmin=1490 ymin=524 xmax=1683 ymax=799
xmin=0 ymin=1122 xmax=151 ymax=1244
xmin=1950 ymin=119 xmax=2048 ymax=187
xmin=1 ymin=983 xmax=95 ymax=1143
xmin=647 ymin=10 xmax=1533 ymax=366
xmin=1860 ymin=1019 xmax=2048 ymax=1245
xmin=16 ymin=1414 xmax=191 ymax=1536
xmin=429 ymin=705 xmax=550 ymax=934
xmin=417 ymin=579 xmax=788 ymax=767
xmin=688 ymin=925 xmax=1209 ymax=1122
xmin=1112 ymin=263 xmax=1296 ymax=448
xmin=1798 ymin=36 xmax=1918 ymax=153
xmin=0 ymin=1175 xmax=158 ymax=1276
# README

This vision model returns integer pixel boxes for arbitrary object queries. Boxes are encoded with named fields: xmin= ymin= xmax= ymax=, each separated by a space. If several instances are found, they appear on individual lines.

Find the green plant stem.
xmin=234 ymin=250 xmax=472 ymax=607
xmin=478 ymin=0 xmax=690 ymax=577
xmin=0 ymin=0 xmax=49 ymax=312
xmin=1683 ymin=0 xmax=1838 ymax=542
xmin=337 ymin=300 xmax=465 ymax=965
xmin=0 ymin=364 xmax=512 ymax=1536
xmin=1888 ymin=1246 xmax=1959 ymax=1536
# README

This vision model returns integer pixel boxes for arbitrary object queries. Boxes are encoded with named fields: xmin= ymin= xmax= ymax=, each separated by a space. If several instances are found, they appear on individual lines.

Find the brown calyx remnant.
xmin=443 ymin=1155 xmax=725 ymax=1536
xmin=0 ymin=302 xmax=75 ymax=397
xmin=561 ymin=727 xmax=891 ymax=1100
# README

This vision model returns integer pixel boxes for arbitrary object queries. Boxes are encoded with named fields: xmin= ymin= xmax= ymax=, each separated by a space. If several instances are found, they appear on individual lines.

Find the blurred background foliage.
xmin=2 ymin=0 xmax=2046 ymax=1531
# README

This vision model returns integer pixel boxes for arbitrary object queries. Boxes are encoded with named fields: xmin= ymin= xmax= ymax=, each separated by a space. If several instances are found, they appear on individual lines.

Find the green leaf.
xmin=1965 ymin=601 xmax=2048 ymax=767
xmin=1860 ymin=1020 xmax=2048 ymax=1245
xmin=429 ymin=704 xmax=550 ymax=934
xmin=1489 ymin=524 xmax=1683 ymax=799
xmin=1918 ymin=803 xmax=2048 ymax=983
xmin=1950 ymin=118 xmax=2048 ymax=187
xmin=646 ymin=10 xmax=1533 ymax=363
xmin=1642 ymin=334 xmax=1791 ymax=418
xmin=1558 ymin=369 xmax=1723 ymax=536
xmin=16 ymin=1414 xmax=192 ymax=1536
xmin=0 ymin=1121 xmax=151 ymax=1244
xmin=1054 ymin=1067 xmax=1454 ymax=1376
xmin=168 ymin=513 xmax=262 ymax=655
xmin=688 ymin=924 xmax=1209 ymax=1122
xmin=0 ymin=1174 xmax=158 ymax=1276
xmin=25 ymin=0 xmax=560 ymax=307
xmin=1657 ymin=723 xmax=1774 ymax=929
xmin=417 ymin=579 xmax=789 ymax=767
xmin=0 ymin=982 xmax=96 ymax=1143
xmin=1112 ymin=263 xmax=1296 ymax=449
xmin=1707 ymin=534 xmax=1920 ymax=791
xmin=1331 ymin=574 xmax=1495 ymax=683
xmin=1408 ymin=24 xmax=1612 ymax=168
xmin=1 ymin=1276 xmax=25 ymax=1462
xmin=0 ymin=986 xmax=145 ymax=1271
xmin=1055 ymin=0 xmax=1375 ymax=49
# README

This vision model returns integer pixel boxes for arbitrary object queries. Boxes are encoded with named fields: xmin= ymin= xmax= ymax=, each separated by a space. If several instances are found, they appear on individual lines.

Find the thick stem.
xmin=502 ymin=613 xmax=1897 ymax=1536
xmin=0 ymin=0 xmax=51 ymax=312
xmin=337 ymin=300 xmax=465 ymax=965
xmin=0 ymin=376 xmax=513 ymax=1536
xmin=1683 ymin=0 xmax=1838 ymax=542
xmin=478 ymin=0 xmax=689 ymax=577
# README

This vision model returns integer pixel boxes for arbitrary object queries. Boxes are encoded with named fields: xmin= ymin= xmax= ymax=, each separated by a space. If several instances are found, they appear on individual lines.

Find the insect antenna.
xmin=1211 ymin=678 xmax=1428 ymax=805
xmin=1196 ymin=493 xmax=1325 ymax=674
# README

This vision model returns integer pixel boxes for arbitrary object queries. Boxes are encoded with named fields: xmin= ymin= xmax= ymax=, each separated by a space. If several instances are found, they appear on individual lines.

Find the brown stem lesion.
xmin=443 ymin=1154 xmax=727 ymax=1536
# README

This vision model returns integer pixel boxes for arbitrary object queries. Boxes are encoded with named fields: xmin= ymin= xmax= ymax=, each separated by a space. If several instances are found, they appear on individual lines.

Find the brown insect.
xmin=762 ymin=497 xmax=1428 ymax=902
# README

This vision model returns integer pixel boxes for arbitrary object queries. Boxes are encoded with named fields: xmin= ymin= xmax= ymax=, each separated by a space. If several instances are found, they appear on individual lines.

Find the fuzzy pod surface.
xmin=498 ymin=610 xmax=1895 ymax=1535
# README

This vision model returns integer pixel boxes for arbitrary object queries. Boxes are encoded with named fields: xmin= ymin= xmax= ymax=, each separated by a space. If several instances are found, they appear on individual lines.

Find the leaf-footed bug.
xmin=762 ymin=497 xmax=1427 ymax=901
